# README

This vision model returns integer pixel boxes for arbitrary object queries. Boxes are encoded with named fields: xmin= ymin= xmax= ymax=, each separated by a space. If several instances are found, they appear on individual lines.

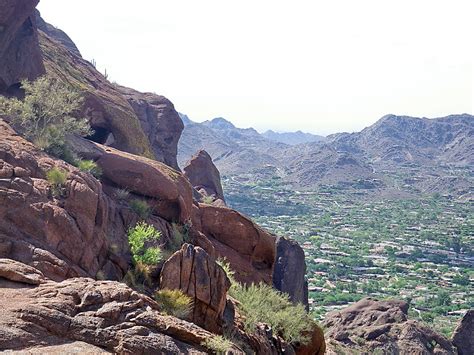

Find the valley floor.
xmin=223 ymin=175 xmax=474 ymax=337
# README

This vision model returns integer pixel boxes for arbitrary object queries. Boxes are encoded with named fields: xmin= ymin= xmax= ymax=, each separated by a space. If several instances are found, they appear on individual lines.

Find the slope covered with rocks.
xmin=0 ymin=1 xmax=321 ymax=353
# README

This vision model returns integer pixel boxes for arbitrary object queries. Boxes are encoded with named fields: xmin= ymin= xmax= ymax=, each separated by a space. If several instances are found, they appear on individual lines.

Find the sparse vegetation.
xmin=201 ymin=195 xmax=214 ymax=204
xmin=129 ymin=199 xmax=152 ymax=219
xmin=219 ymin=259 xmax=312 ymax=345
xmin=128 ymin=222 xmax=162 ymax=265
xmin=201 ymin=335 xmax=234 ymax=354
xmin=77 ymin=159 xmax=102 ymax=178
xmin=46 ymin=167 xmax=68 ymax=197
xmin=154 ymin=289 xmax=193 ymax=319
xmin=0 ymin=75 xmax=91 ymax=157
xmin=115 ymin=188 xmax=130 ymax=201
xmin=123 ymin=261 xmax=153 ymax=292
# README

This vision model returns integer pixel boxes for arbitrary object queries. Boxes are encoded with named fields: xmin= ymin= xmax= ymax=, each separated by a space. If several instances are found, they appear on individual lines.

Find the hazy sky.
xmin=37 ymin=0 xmax=473 ymax=135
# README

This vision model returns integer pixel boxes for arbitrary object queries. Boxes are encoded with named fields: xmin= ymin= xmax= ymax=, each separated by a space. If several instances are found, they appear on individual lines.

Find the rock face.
xmin=0 ymin=0 xmax=45 ymax=94
xmin=0 ymin=119 xmax=126 ymax=281
xmin=273 ymin=236 xmax=308 ymax=308
xmin=119 ymin=86 xmax=183 ymax=171
xmin=452 ymin=310 xmax=474 ymax=355
xmin=0 ymin=260 xmax=218 ymax=354
xmin=198 ymin=204 xmax=276 ymax=285
xmin=324 ymin=298 xmax=456 ymax=354
xmin=160 ymin=244 xmax=230 ymax=334
xmin=183 ymin=150 xmax=226 ymax=206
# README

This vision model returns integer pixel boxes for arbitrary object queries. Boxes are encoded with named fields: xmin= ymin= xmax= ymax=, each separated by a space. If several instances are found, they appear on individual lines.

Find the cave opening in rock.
xmin=86 ymin=126 xmax=114 ymax=145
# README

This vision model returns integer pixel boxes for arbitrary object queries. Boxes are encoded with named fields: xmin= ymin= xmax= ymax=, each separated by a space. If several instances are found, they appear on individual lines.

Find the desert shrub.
xmin=201 ymin=195 xmax=214 ymax=204
xmin=201 ymin=335 xmax=234 ymax=354
xmin=123 ymin=261 xmax=153 ymax=292
xmin=217 ymin=259 xmax=312 ymax=344
xmin=46 ymin=167 xmax=68 ymax=197
xmin=129 ymin=199 xmax=152 ymax=219
xmin=77 ymin=159 xmax=102 ymax=178
xmin=216 ymin=257 xmax=237 ymax=285
xmin=115 ymin=188 xmax=130 ymax=201
xmin=128 ymin=222 xmax=162 ymax=265
xmin=154 ymin=289 xmax=193 ymax=319
xmin=0 ymin=76 xmax=91 ymax=156
xmin=168 ymin=223 xmax=191 ymax=252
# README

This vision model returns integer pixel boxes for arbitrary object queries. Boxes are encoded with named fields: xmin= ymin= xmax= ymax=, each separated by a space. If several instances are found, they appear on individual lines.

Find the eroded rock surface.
xmin=0 ymin=119 xmax=125 ymax=281
xmin=198 ymin=204 xmax=276 ymax=285
xmin=273 ymin=236 xmax=308 ymax=308
xmin=324 ymin=298 xmax=456 ymax=354
xmin=160 ymin=244 xmax=230 ymax=334
xmin=183 ymin=150 xmax=226 ymax=206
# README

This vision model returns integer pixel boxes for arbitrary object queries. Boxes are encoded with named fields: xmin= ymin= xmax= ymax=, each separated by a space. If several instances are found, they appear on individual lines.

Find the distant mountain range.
xmin=178 ymin=113 xmax=474 ymax=198
xmin=262 ymin=130 xmax=325 ymax=145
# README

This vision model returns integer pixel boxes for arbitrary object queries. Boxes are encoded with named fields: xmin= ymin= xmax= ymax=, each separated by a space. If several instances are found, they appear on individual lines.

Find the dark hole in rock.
xmin=5 ymin=83 xmax=24 ymax=98
xmin=87 ymin=126 xmax=114 ymax=145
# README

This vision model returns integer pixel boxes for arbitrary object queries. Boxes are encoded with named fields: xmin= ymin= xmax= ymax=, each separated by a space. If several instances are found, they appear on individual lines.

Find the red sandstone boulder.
xmin=199 ymin=204 xmax=276 ymax=285
xmin=183 ymin=150 xmax=226 ymax=206
xmin=160 ymin=244 xmax=230 ymax=334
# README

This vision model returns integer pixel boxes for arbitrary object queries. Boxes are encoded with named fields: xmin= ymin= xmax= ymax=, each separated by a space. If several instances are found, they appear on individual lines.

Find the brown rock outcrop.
xmin=324 ymin=297 xmax=456 ymax=354
xmin=160 ymin=244 xmax=230 ymax=334
xmin=183 ymin=150 xmax=226 ymax=205
xmin=273 ymin=236 xmax=308 ymax=308
xmin=199 ymin=204 xmax=276 ymax=285
xmin=0 ymin=119 xmax=126 ymax=281
xmin=0 ymin=263 xmax=215 ymax=354
xmin=69 ymin=136 xmax=193 ymax=224
xmin=294 ymin=323 xmax=326 ymax=355
xmin=118 ymin=86 xmax=183 ymax=171
xmin=452 ymin=309 xmax=474 ymax=355
xmin=0 ymin=0 xmax=45 ymax=95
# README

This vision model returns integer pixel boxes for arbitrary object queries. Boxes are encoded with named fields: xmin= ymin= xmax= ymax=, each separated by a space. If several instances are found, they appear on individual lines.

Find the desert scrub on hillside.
xmin=128 ymin=222 xmax=162 ymax=265
xmin=76 ymin=159 xmax=102 ymax=178
xmin=154 ymin=289 xmax=193 ymax=319
xmin=201 ymin=335 xmax=234 ymax=354
xmin=220 ymin=260 xmax=313 ymax=345
xmin=115 ymin=188 xmax=130 ymax=201
xmin=0 ymin=75 xmax=91 ymax=159
xmin=129 ymin=199 xmax=152 ymax=219
xmin=46 ymin=167 xmax=68 ymax=197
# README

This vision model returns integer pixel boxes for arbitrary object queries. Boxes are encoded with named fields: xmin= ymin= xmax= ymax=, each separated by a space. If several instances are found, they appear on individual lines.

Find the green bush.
xmin=154 ymin=289 xmax=193 ymax=319
xmin=201 ymin=335 xmax=234 ymax=354
xmin=219 ymin=260 xmax=312 ymax=345
xmin=0 ymin=76 xmax=91 ymax=155
xmin=201 ymin=195 xmax=214 ymax=204
xmin=128 ymin=222 xmax=162 ymax=265
xmin=46 ymin=167 xmax=68 ymax=197
xmin=77 ymin=159 xmax=102 ymax=178
xmin=129 ymin=199 xmax=152 ymax=219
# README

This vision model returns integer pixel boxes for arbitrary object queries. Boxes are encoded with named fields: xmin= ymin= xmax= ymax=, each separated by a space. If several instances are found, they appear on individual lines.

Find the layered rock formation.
xmin=183 ymin=150 xmax=226 ymax=206
xmin=324 ymin=298 xmax=456 ymax=354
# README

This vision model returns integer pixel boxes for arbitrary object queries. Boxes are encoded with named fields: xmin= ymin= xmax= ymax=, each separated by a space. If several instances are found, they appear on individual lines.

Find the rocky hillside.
xmin=0 ymin=1 xmax=471 ymax=354
xmin=179 ymin=114 xmax=473 ymax=198
xmin=0 ymin=1 xmax=322 ymax=353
